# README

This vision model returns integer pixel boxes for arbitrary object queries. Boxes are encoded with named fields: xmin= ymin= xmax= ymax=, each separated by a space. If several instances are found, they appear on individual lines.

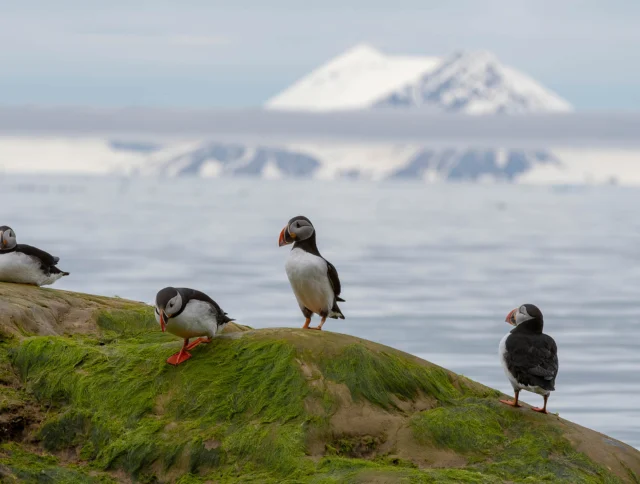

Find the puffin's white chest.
xmin=157 ymin=300 xmax=220 ymax=339
xmin=0 ymin=252 xmax=59 ymax=286
xmin=285 ymin=248 xmax=334 ymax=315
xmin=499 ymin=333 xmax=520 ymax=390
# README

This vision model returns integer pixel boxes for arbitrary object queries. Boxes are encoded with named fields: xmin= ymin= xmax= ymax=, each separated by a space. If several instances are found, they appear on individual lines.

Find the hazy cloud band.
xmin=1 ymin=107 xmax=639 ymax=149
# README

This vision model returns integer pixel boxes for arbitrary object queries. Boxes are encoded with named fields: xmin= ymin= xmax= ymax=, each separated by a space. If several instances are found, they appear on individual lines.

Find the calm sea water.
xmin=2 ymin=175 xmax=639 ymax=449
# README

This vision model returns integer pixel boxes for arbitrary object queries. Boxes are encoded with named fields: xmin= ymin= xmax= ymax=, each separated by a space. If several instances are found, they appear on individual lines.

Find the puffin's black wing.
xmin=15 ymin=244 xmax=60 ymax=268
xmin=505 ymin=333 xmax=558 ymax=391
xmin=324 ymin=259 xmax=345 ymax=302
xmin=179 ymin=288 xmax=234 ymax=325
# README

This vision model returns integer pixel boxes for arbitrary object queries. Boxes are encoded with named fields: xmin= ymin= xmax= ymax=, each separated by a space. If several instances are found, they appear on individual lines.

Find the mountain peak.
xmin=449 ymin=49 xmax=499 ymax=63
xmin=337 ymin=42 xmax=383 ymax=61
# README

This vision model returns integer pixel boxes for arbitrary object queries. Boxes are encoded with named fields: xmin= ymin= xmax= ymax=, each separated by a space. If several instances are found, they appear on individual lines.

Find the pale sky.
xmin=1 ymin=1 xmax=639 ymax=110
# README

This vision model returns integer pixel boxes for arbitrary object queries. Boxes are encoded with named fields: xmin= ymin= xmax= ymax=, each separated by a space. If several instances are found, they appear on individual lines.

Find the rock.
xmin=1 ymin=282 xmax=639 ymax=483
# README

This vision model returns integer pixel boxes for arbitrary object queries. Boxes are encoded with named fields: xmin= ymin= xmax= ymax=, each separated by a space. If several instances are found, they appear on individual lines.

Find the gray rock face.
xmin=390 ymin=149 xmax=560 ymax=181
xmin=134 ymin=142 xmax=321 ymax=178
xmin=375 ymin=51 xmax=572 ymax=114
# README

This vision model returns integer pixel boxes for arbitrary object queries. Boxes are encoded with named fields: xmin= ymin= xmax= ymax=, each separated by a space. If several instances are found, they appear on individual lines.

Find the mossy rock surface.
xmin=1 ymin=282 xmax=639 ymax=483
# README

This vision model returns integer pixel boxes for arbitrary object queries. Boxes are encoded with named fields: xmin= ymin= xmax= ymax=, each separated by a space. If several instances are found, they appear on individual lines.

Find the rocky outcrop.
xmin=1 ymin=283 xmax=639 ymax=483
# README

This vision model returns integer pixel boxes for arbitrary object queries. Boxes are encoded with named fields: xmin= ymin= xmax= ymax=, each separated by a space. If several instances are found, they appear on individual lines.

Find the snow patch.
xmin=262 ymin=158 xmax=283 ymax=180
xmin=200 ymin=160 xmax=223 ymax=178
xmin=519 ymin=149 xmax=640 ymax=185
xmin=0 ymin=137 xmax=146 ymax=174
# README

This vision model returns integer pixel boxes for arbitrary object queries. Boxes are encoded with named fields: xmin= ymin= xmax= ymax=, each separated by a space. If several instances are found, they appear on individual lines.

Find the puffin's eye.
xmin=296 ymin=222 xmax=300 ymax=228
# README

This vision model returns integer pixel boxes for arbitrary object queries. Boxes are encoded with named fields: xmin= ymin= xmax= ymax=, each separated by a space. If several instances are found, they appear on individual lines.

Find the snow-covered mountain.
xmin=0 ymin=137 xmax=637 ymax=185
xmin=2 ymin=45 xmax=631 ymax=185
xmin=248 ymin=45 xmax=578 ymax=183
xmin=127 ymin=141 xmax=562 ymax=183
xmin=266 ymin=44 xmax=572 ymax=114
xmin=122 ymin=140 xmax=640 ymax=185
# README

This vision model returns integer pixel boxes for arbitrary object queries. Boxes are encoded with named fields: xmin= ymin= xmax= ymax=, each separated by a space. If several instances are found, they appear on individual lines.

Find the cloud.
xmin=77 ymin=32 xmax=231 ymax=48
xmin=1 ymin=107 xmax=639 ymax=149
xmin=168 ymin=35 xmax=231 ymax=47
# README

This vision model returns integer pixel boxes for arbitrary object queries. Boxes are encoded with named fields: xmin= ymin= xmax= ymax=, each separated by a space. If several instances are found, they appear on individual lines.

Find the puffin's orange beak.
xmin=279 ymin=226 xmax=297 ymax=247
xmin=505 ymin=309 xmax=517 ymax=326
xmin=159 ymin=311 xmax=167 ymax=332
xmin=279 ymin=227 xmax=296 ymax=247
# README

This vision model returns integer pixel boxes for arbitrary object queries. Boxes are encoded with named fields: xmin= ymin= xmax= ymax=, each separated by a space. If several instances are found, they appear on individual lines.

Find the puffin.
xmin=155 ymin=287 xmax=234 ymax=365
xmin=278 ymin=215 xmax=344 ymax=330
xmin=0 ymin=225 xmax=69 ymax=286
xmin=499 ymin=304 xmax=559 ymax=414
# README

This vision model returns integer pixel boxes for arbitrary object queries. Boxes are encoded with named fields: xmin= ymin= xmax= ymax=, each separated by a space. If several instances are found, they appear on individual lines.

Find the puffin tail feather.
xmin=329 ymin=302 xmax=345 ymax=320
xmin=336 ymin=296 xmax=346 ymax=302
xmin=49 ymin=266 xmax=69 ymax=276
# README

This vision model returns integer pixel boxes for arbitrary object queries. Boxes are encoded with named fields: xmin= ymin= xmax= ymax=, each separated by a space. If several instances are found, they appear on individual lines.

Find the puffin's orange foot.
xmin=185 ymin=337 xmax=210 ymax=350
xmin=308 ymin=326 xmax=322 ymax=331
xmin=531 ymin=407 xmax=549 ymax=414
xmin=167 ymin=351 xmax=192 ymax=366
xmin=500 ymin=399 xmax=521 ymax=408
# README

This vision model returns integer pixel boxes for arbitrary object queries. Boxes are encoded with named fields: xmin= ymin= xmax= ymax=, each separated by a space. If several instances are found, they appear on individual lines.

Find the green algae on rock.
xmin=1 ymin=282 xmax=640 ymax=483
xmin=0 ymin=442 xmax=118 ymax=483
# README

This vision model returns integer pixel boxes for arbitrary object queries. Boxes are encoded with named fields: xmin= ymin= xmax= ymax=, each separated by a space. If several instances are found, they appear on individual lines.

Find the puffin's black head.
xmin=505 ymin=304 xmax=544 ymax=331
xmin=155 ymin=287 xmax=183 ymax=332
xmin=0 ymin=225 xmax=17 ymax=250
xmin=278 ymin=216 xmax=315 ymax=247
